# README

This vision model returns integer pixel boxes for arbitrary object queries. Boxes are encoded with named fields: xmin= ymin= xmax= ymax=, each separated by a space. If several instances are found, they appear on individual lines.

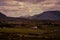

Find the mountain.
xmin=31 ymin=11 xmax=60 ymax=20
xmin=0 ymin=12 xmax=7 ymax=18
xmin=0 ymin=12 xmax=29 ymax=21
xmin=0 ymin=12 xmax=8 ymax=19
xmin=0 ymin=11 xmax=60 ymax=21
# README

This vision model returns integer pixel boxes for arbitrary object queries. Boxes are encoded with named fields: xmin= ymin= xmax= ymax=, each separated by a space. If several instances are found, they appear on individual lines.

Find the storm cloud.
xmin=16 ymin=0 xmax=45 ymax=4
xmin=0 ymin=0 xmax=60 ymax=17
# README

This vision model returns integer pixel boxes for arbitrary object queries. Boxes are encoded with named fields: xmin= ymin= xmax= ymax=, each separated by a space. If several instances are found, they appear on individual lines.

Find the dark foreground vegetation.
xmin=0 ymin=28 xmax=60 ymax=40
xmin=0 ymin=20 xmax=60 ymax=40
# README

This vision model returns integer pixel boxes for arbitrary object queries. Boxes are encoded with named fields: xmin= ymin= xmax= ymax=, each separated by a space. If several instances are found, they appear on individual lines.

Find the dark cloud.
xmin=0 ymin=0 xmax=60 ymax=17
xmin=57 ymin=1 xmax=60 ymax=5
xmin=16 ymin=0 xmax=45 ymax=4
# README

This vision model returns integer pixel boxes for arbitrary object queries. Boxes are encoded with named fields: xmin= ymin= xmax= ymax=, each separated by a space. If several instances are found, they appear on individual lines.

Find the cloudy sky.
xmin=0 ymin=0 xmax=60 ymax=17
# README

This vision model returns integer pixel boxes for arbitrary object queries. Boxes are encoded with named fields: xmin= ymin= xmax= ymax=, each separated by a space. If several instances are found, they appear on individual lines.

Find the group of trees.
xmin=0 ymin=20 xmax=60 ymax=28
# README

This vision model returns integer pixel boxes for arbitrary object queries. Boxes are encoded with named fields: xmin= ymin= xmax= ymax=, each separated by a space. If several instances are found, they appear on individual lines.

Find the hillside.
xmin=31 ymin=11 xmax=60 ymax=20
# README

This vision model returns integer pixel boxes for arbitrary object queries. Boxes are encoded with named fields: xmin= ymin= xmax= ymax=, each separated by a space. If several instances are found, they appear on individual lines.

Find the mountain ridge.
xmin=0 ymin=11 xmax=60 ymax=20
xmin=31 ymin=11 xmax=60 ymax=20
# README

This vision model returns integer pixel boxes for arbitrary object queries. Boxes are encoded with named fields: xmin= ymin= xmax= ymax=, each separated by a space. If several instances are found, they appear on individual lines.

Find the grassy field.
xmin=0 ymin=28 xmax=45 ymax=34
xmin=0 ymin=27 xmax=60 ymax=40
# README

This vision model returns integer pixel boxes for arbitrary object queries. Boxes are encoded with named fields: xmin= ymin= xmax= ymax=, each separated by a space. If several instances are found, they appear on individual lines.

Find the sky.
xmin=0 ymin=0 xmax=60 ymax=17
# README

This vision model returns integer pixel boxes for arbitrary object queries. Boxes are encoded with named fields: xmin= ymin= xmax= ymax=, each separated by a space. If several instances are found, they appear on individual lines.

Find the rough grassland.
xmin=0 ymin=28 xmax=45 ymax=34
xmin=0 ymin=28 xmax=60 ymax=40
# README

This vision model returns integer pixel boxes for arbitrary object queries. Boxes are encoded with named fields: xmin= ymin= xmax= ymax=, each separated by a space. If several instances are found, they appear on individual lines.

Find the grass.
xmin=0 ymin=28 xmax=45 ymax=34
xmin=0 ymin=27 xmax=60 ymax=40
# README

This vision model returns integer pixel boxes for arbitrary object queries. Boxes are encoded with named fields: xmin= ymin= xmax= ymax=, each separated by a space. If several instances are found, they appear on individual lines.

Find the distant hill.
xmin=31 ymin=11 xmax=60 ymax=20
xmin=0 ymin=11 xmax=60 ymax=21
xmin=0 ymin=12 xmax=7 ymax=18
xmin=0 ymin=12 xmax=29 ymax=21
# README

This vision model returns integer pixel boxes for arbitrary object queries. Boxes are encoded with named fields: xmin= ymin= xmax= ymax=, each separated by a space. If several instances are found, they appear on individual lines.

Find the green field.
xmin=0 ymin=27 xmax=60 ymax=40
